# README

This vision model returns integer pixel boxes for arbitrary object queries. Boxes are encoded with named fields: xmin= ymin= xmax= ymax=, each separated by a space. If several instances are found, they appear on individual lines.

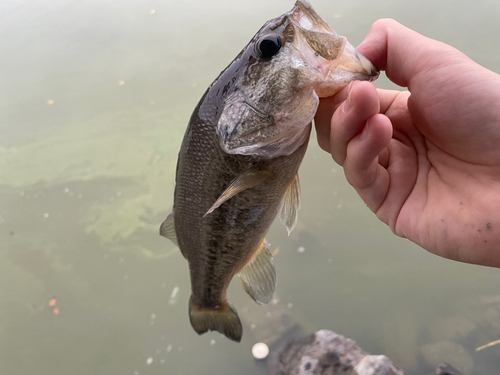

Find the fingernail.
xmin=342 ymin=82 xmax=354 ymax=114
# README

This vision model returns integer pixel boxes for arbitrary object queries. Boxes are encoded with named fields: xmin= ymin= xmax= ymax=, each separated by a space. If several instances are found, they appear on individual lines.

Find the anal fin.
xmin=279 ymin=173 xmax=300 ymax=235
xmin=160 ymin=211 xmax=178 ymax=246
xmin=237 ymin=239 xmax=276 ymax=305
xmin=189 ymin=296 xmax=242 ymax=342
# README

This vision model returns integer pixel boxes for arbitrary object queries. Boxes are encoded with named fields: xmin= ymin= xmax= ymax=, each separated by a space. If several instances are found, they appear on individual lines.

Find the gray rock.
xmin=276 ymin=330 xmax=403 ymax=375
xmin=355 ymin=355 xmax=403 ymax=375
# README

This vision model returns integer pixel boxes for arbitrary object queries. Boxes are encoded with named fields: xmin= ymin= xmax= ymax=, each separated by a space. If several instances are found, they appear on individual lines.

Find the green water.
xmin=1 ymin=0 xmax=500 ymax=374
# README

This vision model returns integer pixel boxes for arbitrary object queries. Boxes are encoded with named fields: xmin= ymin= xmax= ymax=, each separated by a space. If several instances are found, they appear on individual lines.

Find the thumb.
xmin=356 ymin=19 xmax=464 ymax=90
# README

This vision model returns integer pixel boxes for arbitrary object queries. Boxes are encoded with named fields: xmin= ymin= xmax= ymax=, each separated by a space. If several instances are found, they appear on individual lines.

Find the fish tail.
xmin=188 ymin=295 xmax=242 ymax=342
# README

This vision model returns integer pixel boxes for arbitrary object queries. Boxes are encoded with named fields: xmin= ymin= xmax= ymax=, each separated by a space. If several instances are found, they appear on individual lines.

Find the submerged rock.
xmin=276 ymin=330 xmax=403 ymax=375
xmin=420 ymin=341 xmax=473 ymax=374
xmin=433 ymin=363 xmax=465 ymax=375
xmin=380 ymin=314 xmax=419 ymax=371
xmin=428 ymin=316 xmax=476 ymax=342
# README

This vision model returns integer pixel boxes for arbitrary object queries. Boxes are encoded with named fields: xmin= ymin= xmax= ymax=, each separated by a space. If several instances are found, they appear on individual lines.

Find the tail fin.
xmin=189 ymin=295 xmax=243 ymax=342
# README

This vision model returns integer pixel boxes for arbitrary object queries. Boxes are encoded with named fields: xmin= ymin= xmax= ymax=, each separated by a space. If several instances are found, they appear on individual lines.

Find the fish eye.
xmin=258 ymin=36 xmax=282 ymax=59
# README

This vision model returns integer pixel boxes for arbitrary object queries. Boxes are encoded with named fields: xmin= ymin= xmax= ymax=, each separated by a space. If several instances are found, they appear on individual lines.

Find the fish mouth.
xmin=340 ymin=41 xmax=380 ymax=80
xmin=289 ymin=0 xmax=379 ymax=97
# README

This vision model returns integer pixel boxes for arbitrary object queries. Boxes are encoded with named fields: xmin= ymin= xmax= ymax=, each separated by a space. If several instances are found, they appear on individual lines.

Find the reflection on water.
xmin=1 ymin=0 xmax=500 ymax=374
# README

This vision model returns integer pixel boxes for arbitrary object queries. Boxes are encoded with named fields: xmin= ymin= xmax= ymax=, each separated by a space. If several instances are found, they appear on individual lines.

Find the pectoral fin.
xmin=237 ymin=239 xmax=276 ymax=305
xmin=279 ymin=174 xmax=300 ymax=235
xmin=160 ymin=211 xmax=178 ymax=246
xmin=204 ymin=169 xmax=272 ymax=217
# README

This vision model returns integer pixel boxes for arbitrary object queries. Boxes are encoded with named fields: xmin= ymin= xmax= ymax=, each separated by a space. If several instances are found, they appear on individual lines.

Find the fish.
xmin=161 ymin=0 xmax=378 ymax=342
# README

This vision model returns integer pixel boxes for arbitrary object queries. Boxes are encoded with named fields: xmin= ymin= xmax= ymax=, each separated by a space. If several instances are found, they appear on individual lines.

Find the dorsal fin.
xmin=159 ymin=211 xmax=178 ymax=246
xmin=237 ymin=239 xmax=276 ymax=305
xmin=279 ymin=173 xmax=300 ymax=235
xmin=204 ymin=169 xmax=272 ymax=217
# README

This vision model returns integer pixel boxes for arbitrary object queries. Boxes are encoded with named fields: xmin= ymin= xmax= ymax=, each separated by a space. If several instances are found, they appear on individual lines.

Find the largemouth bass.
xmin=161 ymin=0 xmax=378 ymax=342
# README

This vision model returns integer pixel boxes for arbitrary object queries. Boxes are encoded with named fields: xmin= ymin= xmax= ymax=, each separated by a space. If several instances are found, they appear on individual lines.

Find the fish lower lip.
xmin=357 ymin=58 xmax=379 ymax=79
xmin=368 ymin=64 xmax=380 ymax=79
xmin=368 ymin=69 xmax=380 ymax=81
xmin=348 ymin=71 xmax=379 ymax=83
xmin=357 ymin=62 xmax=380 ymax=81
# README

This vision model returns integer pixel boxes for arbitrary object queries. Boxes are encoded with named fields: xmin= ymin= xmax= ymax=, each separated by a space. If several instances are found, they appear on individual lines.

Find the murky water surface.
xmin=1 ymin=0 xmax=500 ymax=374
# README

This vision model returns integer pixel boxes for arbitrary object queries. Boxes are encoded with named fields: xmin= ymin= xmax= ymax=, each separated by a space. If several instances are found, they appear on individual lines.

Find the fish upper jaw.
xmin=289 ymin=0 xmax=379 ymax=98
xmin=291 ymin=34 xmax=379 ymax=98
xmin=291 ymin=0 xmax=336 ymax=35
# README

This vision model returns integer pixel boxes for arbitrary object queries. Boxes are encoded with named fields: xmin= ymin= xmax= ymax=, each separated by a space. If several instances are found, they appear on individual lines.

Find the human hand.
xmin=315 ymin=19 xmax=500 ymax=267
